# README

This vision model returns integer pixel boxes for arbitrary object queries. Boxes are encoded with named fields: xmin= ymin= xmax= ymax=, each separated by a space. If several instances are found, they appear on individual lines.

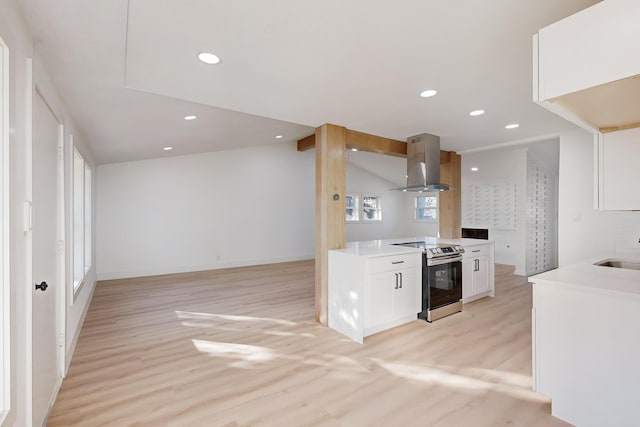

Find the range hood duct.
xmin=393 ymin=133 xmax=452 ymax=192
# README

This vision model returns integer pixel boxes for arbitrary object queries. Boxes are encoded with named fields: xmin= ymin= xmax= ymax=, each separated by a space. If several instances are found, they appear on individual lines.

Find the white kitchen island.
xmin=328 ymin=237 xmax=494 ymax=343
xmin=530 ymin=255 xmax=640 ymax=427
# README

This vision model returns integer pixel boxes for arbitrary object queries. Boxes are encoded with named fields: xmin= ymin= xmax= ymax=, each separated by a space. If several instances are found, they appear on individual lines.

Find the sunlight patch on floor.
xmin=192 ymin=339 xmax=275 ymax=362
xmin=175 ymin=310 xmax=297 ymax=326
xmin=461 ymin=366 xmax=531 ymax=388
xmin=373 ymin=360 xmax=547 ymax=403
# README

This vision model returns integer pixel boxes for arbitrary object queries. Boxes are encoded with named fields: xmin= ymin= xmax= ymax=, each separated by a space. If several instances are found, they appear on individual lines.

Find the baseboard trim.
xmin=96 ymin=254 xmax=315 ymax=281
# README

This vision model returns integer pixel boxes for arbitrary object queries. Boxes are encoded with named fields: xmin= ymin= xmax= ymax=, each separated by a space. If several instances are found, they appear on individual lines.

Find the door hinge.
xmin=24 ymin=200 xmax=33 ymax=232
xmin=57 ymin=333 xmax=64 ymax=347
xmin=57 ymin=145 xmax=64 ymax=161
xmin=57 ymin=240 xmax=64 ymax=255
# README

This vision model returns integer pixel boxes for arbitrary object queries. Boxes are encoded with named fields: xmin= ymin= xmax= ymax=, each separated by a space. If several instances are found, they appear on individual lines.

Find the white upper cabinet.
xmin=597 ymin=127 xmax=640 ymax=210
xmin=534 ymin=0 xmax=640 ymax=133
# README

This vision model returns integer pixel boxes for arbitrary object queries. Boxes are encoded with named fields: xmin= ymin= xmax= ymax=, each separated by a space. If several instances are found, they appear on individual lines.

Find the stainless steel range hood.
xmin=393 ymin=133 xmax=451 ymax=192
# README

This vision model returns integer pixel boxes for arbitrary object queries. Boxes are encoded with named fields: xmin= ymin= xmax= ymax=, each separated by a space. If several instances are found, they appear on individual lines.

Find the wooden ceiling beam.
xmin=297 ymin=129 xmax=407 ymax=157
xmin=345 ymin=130 xmax=407 ymax=157
xmin=297 ymin=134 xmax=316 ymax=151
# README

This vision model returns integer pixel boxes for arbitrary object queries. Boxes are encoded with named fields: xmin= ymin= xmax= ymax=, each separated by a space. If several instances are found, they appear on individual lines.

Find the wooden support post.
xmin=315 ymin=124 xmax=347 ymax=325
xmin=439 ymin=151 xmax=462 ymax=239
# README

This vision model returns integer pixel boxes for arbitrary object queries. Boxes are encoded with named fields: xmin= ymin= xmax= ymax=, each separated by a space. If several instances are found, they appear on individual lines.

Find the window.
xmin=0 ymin=35 xmax=9 ymax=418
xmin=73 ymin=145 xmax=92 ymax=294
xmin=362 ymin=196 xmax=382 ymax=221
xmin=346 ymin=194 xmax=359 ymax=222
xmin=415 ymin=194 xmax=438 ymax=221
xmin=345 ymin=194 xmax=382 ymax=222
xmin=84 ymin=164 xmax=91 ymax=273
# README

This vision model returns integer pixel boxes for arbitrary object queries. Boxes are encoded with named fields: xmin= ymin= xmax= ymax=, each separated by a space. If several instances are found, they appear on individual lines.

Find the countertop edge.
xmin=529 ymin=253 xmax=640 ymax=297
xmin=331 ymin=236 xmax=493 ymax=258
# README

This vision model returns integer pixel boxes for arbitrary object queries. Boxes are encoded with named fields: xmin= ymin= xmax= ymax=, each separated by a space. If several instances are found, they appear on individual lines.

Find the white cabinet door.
xmin=332 ymin=251 xmax=421 ymax=342
xmin=365 ymin=272 xmax=394 ymax=329
xmin=462 ymin=244 xmax=491 ymax=301
xmin=393 ymin=268 xmax=420 ymax=318
xmin=474 ymin=257 xmax=490 ymax=294
xmin=599 ymin=127 xmax=640 ymax=210
xmin=462 ymin=259 xmax=474 ymax=300
xmin=537 ymin=0 xmax=640 ymax=101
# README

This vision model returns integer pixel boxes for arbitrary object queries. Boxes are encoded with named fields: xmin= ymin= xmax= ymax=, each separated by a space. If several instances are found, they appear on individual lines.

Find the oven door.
xmin=427 ymin=258 xmax=462 ymax=310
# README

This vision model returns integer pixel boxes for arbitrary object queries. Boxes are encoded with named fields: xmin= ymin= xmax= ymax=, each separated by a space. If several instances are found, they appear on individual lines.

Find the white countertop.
xmin=331 ymin=236 xmax=493 ymax=257
xmin=530 ymin=254 xmax=640 ymax=297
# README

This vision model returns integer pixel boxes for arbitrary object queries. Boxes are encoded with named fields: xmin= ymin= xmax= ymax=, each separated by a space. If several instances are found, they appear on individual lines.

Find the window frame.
xmin=345 ymin=193 xmax=360 ymax=223
xmin=72 ymin=143 xmax=92 ymax=300
xmin=83 ymin=163 xmax=91 ymax=274
xmin=414 ymin=194 xmax=439 ymax=223
xmin=361 ymin=195 xmax=382 ymax=222
xmin=0 ymin=34 xmax=10 ymax=421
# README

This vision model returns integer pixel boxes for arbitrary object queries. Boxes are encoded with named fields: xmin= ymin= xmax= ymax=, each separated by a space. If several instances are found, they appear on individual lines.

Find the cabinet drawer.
xmin=367 ymin=253 xmax=420 ymax=274
xmin=463 ymin=244 xmax=489 ymax=259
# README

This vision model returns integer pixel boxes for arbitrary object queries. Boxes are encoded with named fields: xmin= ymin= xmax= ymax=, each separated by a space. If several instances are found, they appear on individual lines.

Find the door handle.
xmin=35 ymin=281 xmax=49 ymax=291
xmin=391 ymin=260 xmax=405 ymax=264
xmin=394 ymin=273 xmax=399 ymax=289
xmin=399 ymin=272 xmax=403 ymax=288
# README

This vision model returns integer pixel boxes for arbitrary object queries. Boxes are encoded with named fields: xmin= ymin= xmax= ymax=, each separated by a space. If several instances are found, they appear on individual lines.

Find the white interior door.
xmin=32 ymin=90 xmax=62 ymax=426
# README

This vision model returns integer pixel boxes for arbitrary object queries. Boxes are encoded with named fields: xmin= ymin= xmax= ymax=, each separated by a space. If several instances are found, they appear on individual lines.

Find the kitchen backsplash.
xmin=614 ymin=218 xmax=640 ymax=255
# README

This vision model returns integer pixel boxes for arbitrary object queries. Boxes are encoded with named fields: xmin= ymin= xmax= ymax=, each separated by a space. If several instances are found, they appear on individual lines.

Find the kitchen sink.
xmin=594 ymin=259 xmax=640 ymax=270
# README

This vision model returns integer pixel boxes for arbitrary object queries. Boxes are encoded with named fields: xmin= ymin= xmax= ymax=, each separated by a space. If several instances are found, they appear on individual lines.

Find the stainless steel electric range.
xmin=392 ymin=241 xmax=465 ymax=322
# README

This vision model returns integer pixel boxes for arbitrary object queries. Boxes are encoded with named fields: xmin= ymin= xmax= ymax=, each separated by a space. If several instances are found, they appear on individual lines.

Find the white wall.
xmin=462 ymin=147 xmax=529 ymax=269
xmin=462 ymin=139 xmax=561 ymax=275
xmin=0 ymin=0 xmax=98 ymax=424
xmin=96 ymin=141 xmax=315 ymax=280
xmin=399 ymin=192 xmax=440 ymax=239
xmin=32 ymin=53 xmax=98 ymax=371
xmin=558 ymin=129 xmax=640 ymax=265
xmin=346 ymin=163 xmax=438 ymax=242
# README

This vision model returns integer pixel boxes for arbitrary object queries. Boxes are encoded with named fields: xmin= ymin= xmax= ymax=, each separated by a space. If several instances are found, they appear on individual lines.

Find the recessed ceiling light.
xmin=420 ymin=89 xmax=438 ymax=98
xmin=275 ymin=135 xmax=283 ymax=139
xmin=197 ymin=52 xmax=221 ymax=65
xmin=163 ymin=146 xmax=173 ymax=151
xmin=351 ymin=148 xmax=358 ymax=152
xmin=184 ymin=115 xmax=197 ymax=121
xmin=402 ymin=189 xmax=408 ymax=192
xmin=505 ymin=123 xmax=520 ymax=129
xmin=469 ymin=110 xmax=485 ymax=116
xmin=471 ymin=167 xmax=479 ymax=172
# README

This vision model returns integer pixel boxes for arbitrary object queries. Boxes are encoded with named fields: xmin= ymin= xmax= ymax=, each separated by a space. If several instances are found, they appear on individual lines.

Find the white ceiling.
xmin=19 ymin=0 xmax=601 ymax=165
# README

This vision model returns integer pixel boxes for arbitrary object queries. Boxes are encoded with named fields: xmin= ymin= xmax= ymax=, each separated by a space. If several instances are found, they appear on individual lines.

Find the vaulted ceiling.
xmin=19 ymin=0 xmax=600 ymax=164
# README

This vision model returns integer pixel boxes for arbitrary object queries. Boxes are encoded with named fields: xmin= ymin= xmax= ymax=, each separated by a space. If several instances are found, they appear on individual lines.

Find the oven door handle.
xmin=426 ymin=255 xmax=463 ymax=266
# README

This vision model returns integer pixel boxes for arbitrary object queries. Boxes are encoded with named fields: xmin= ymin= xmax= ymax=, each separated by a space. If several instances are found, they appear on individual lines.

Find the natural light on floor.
xmin=192 ymin=339 xmax=274 ymax=362
xmin=373 ymin=359 xmax=544 ymax=403
xmin=181 ymin=310 xmax=540 ymax=404
xmin=175 ymin=310 xmax=317 ymax=340
xmin=175 ymin=310 xmax=297 ymax=326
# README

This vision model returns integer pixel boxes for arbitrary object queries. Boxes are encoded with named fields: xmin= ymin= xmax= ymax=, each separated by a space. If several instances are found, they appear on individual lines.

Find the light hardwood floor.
xmin=48 ymin=261 xmax=569 ymax=427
